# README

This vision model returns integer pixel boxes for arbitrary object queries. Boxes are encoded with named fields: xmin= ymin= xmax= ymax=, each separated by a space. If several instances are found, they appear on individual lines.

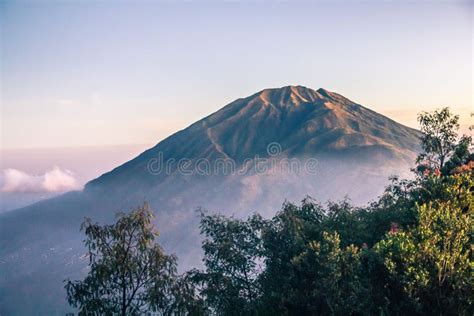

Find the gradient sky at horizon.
xmin=1 ymin=0 xmax=473 ymax=150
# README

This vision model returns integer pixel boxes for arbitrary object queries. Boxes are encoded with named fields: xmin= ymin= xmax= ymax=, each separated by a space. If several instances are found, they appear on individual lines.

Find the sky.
xmin=0 ymin=0 xmax=473 ymax=201
xmin=1 ymin=0 xmax=472 ymax=151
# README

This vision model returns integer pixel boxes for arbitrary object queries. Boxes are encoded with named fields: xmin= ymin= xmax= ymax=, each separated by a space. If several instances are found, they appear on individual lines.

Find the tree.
xmin=259 ymin=200 xmax=370 ymax=315
xmin=190 ymin=211 xmax=265 ymax=315
xmin=258 ymin=198 xmax=326 ymax=314
xmin=442 ymin=135 xmax=473 ymax=175
xmin=268 ymin=230 xmax=369 ymax=315
xmin=374 ymin=196 xmax=473 ymax=314
xmin=65 ymin=203 xmax=181 ymax=315
xmin=417 ymin=107 xmax=461 ymax=172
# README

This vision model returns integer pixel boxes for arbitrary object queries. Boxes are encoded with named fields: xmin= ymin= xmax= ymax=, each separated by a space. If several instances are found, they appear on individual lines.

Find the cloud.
xmin=1 ymin=167 xmax=81 ymax=193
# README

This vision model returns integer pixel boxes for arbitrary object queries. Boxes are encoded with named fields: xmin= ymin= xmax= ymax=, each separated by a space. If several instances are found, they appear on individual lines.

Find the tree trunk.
xmin=122 ymin=282 xmax=127 ymax=316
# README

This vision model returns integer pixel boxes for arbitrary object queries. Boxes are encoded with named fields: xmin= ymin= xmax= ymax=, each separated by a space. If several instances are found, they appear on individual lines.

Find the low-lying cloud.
xmin=1 ymin=167 xmax=81 ymax=193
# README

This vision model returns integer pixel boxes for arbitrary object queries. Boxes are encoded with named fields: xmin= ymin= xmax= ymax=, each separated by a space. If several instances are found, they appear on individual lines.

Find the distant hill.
xmin=0 ymin=86 xmax=421 ymax=314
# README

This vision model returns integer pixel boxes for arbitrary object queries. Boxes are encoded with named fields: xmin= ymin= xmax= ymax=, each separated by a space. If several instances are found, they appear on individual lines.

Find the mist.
xmin=0 ymin=154 xmax=415 ymax=314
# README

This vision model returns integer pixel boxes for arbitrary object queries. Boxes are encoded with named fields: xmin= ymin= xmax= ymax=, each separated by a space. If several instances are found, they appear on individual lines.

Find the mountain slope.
xmin=87 ymin=86 xmax=420 ymax=190
xmin=0 ymin=86 xmax=421 ymax=314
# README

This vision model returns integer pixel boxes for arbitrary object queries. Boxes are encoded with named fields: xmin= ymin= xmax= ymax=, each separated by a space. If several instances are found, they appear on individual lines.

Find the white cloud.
xmin=1 ymin=167 xmax=81 ymax=193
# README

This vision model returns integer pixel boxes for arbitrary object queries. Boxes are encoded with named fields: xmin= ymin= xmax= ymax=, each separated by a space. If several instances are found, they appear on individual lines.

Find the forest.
xmin=65 ymin=108 xmax=473 ymax=315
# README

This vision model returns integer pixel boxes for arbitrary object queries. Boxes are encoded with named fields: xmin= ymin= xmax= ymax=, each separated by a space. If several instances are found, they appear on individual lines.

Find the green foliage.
xmin=417 ymin=107 xmax=460 ymax=170
xmin=189 ymin=212 xmax=265 ymax=315
xmin=375 ymin=200 xmax=473 ymax=314
xmin=263 ymin=230 xmax=369 ymax=315
xmin=65 ymin=203 xmax=204 ymax=315
xmin=416 ymin=107 xmax=473 ymax=176
xmin=442 ymin=135 xmax=473 ymax=175
xmin=192 ymin=171 xmax=473 ymax=315
xmin=259 ymin=199 xmax=327 ymax=314
xmin=324 ymin=199 xmax=371 ymax=247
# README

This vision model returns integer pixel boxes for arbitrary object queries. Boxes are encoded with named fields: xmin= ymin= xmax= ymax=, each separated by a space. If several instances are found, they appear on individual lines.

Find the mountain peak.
xmin=251 ymin=85 xmax=349 ymax=108
xmin=255 ymin=85 xmax=322 ymax=107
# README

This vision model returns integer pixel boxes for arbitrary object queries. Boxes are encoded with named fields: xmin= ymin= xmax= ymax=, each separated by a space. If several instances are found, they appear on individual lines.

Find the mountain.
xmin=0 ymin=86 xmax=421 ymax=314
xmin=88 ymin=86 xmax=418 ymax=188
